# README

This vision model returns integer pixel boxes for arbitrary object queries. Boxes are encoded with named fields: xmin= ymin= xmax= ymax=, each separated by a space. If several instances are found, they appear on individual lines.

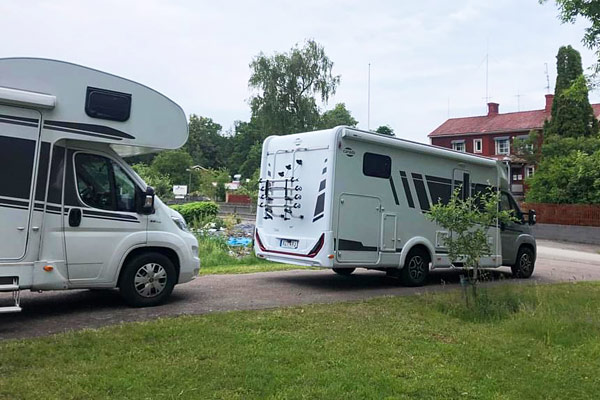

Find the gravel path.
xmin=1 ymin=240 xmax=599 ymax=341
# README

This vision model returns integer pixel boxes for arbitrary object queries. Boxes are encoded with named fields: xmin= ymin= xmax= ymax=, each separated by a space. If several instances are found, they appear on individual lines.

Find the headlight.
xmin=172 ymin=216 xmax=189 ymax=232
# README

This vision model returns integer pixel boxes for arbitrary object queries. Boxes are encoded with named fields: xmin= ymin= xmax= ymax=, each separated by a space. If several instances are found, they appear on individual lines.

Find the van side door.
xmin=500 ymin=191 xmax=524 ymax=265
xmin=0 ymin=106 xmax=42 ymax=260
xmin=63 ymin=150 xmax=148 ymax=284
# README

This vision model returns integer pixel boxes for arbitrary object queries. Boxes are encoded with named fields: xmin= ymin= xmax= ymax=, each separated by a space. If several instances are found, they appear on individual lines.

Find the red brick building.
xmin=428 ymin=94 xmax=600 ymax=198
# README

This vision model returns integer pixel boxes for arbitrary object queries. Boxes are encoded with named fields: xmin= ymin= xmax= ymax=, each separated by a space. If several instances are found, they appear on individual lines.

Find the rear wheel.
xmin=511 ymin=247 xmax=535 ymax=279
xmin=332 ymin=267 xmax=355 ymax=276
xmin=119 ymin=252 xmax=177 ymax=307
xmin=399 ymin=248 xmax=430 ymax=287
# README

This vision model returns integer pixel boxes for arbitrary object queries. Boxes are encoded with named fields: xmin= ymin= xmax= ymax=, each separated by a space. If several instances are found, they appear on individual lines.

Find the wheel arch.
xmin=399 ymin=237 xmax=435 ymax=268
xmin=117 ymin=246 xmax=181 ymax=287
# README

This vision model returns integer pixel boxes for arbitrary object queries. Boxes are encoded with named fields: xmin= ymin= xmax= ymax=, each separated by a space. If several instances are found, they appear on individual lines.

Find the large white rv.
xmin=0 ymin=58 xmax=199 ymax=312
xmin=254 ymin=126 xmax=536 ymax=286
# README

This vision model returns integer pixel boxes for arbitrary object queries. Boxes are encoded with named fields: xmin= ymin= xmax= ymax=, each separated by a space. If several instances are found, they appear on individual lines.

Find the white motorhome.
xmin=254 ymin=126 xmax=536 ymax=286
xmin=0 ymin=58 xmax=199 ymax=313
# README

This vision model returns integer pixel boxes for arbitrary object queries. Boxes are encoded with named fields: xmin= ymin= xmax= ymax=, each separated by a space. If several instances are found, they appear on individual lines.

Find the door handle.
xmin=32 ymin=226 xmax=40 ymax=232
xmin=16 ymin=227 xmax=25 ymax=231
xmin=68 ymin=208 xmax=82 ymax=227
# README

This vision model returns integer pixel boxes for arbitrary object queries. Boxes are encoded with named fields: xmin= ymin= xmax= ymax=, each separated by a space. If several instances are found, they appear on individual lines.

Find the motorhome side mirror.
xmin=528 ymin=209 xmax=537 ymax=225
xmin=139 ymin=186 xmax=155 ymax=215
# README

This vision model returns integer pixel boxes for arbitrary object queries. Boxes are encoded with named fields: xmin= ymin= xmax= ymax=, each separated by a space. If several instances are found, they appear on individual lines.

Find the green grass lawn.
xmin=2 ymin=283 xmax=600 ymax=399
xmin=196 ymin=233 xmax=310 ymax=275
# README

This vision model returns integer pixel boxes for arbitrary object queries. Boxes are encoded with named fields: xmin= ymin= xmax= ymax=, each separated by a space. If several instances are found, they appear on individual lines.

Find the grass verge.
xmin=2 ymin=283 xmax=600 ymax=399
xmin=196 ymin=233 xmax=309 ymax=275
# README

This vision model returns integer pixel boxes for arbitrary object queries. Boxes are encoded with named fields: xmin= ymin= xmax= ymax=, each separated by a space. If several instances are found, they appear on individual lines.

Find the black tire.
xmin=399 ymin=248 xmax=430 ymax=287
xmin=511 ymin=246 xmax=535 ymax=279
xmin=332 ymin=267 xmax=355 ymax=276
xmin=119 ymin=252 xmax=177 ymax=307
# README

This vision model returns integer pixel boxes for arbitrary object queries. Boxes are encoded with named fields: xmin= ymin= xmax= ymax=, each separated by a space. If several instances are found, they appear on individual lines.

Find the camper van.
xmin=0 ymin=58 xmax=199 ymax=313
xmin=254 ymin=126 xmax=536 ymax=286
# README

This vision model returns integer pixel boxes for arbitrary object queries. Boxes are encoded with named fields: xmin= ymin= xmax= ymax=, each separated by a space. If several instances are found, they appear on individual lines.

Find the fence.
xmin=520 ymin=203 xmax=600 ymax=227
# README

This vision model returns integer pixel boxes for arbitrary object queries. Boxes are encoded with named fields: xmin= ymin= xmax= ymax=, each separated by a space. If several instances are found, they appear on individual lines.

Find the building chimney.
xmin=545 ymin=94 xmax=554 ymax=112
xmin=487 ymin=102 xmax=499 ymax=116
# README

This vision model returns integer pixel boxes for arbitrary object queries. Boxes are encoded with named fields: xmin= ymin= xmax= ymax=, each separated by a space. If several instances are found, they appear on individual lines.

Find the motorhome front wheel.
xmin=399 ymin=248 xmax=430 ymax=287
xmin=119 ymin=252 xmax=177 ymax=307
xmin=511 ymin=247 xmax=535 ymax=279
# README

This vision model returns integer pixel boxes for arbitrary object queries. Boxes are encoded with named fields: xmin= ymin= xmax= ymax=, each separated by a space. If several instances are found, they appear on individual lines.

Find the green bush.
xmin=170 ymin=202 xmax=219 ymax=226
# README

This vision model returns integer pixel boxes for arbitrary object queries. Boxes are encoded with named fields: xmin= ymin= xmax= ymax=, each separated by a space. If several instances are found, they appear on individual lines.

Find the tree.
xmin=541 ymin=1 xmax=600 ymax=75
xmin=184 ymin=115 xmax=227 ymax=169
xmin=248 ymin=39 xmax=340 ymax=135
xmin=375 ymin=125 xmax=394 ymax=136
xmin=131 ymin=163 xmax=173 ymax=200
xmin=545 ymin=48 xmax=598 ymax=139
xmin=427 ymin=188 xmax=516 ymax=299
xmin=318 ymin=103 xmax=358 ymax=129
xmin=150 ymin=150 xmax=194 ymax=186
xmin=526 ymin=150 xmax=600 ymax=204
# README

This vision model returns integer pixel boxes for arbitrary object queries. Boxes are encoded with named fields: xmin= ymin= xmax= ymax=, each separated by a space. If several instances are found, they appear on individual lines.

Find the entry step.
xmin=0 ymin=305 xmax=22 ymax=313
xmin=0 ymin=283 xmax=19 ymax=292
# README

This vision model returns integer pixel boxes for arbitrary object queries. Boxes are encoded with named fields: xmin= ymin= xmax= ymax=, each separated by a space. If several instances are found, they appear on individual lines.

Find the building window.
xmin=363 ymin=152 xmax=391 ymax=179
xmin=473 ymin=139 xmax=482 ymax=153
xmin=495 ymin=138 xmax=510 ymax=155
xmin=526 ymin=166 xmax=535 ymax=178
xmin=525 ymin=143 xmax=534 ymax=152
xmin=452 ymin=140 xmax=465 ymax=152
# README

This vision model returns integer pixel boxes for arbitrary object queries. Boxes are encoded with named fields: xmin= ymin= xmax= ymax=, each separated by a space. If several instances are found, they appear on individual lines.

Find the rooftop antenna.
xmin=447 ymin=97 xmax=450 ymax=119
xmin=544 ymin=62 xmax=551 ymax=93
xmin=515 ymin=90 xmax=522 ymax=111
xmin=367 ymin=62 xmax=371 ymax=131
xmin=485 ymin=39 xmax=490 ymax=104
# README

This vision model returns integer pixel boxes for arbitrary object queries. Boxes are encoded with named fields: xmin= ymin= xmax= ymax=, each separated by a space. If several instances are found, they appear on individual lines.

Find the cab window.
xmin=500 ymin=191 xmax=523 ymax=222
xmin=75 ymin=153 xmax=137 ymax=212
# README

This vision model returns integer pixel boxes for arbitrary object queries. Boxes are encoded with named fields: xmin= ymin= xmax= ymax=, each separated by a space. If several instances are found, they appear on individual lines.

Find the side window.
xmin=74 ymin=153 xmax=138 ymax=212
xmin=113 ymin=163 xmax=137 ymax=212
xmin=363 ymin=152 xmax=391 ymax=179
xmin=500 ymin=191 xmax=522 ymax=222
xmin=75 ymin=154 xmax=114 ymax=210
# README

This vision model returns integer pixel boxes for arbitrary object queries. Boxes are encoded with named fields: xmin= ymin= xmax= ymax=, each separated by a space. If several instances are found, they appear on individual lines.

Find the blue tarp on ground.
xmin=228 ymin=237 xmax=252 ymax=247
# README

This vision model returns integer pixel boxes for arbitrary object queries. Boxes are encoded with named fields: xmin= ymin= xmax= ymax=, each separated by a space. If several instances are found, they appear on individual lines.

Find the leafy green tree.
xmin=427 ymin=188 xmax=516 ymax=298
xmin=249 ymin=39 xmax=340 ymax=135
xmin=541 ymin=1 xmax=600 ymax=75
xmin=131 ymin=163 xmax=173 ymax=200
xmin=184 ymin=115 xmax=227 ymax=169
xmin=225 ymin=120 xmax=265 ymax=176
xmin=512 ymin=130 xmax=540 ymax=164
xmin=239 ymin=142 xmax=264 ymax=180
xmin=151 ymin=150 xmax=194 ymax=186
xmin=546 ymin=66 xmax=598 ymax=139
xmin=375 ymin=125 xmax=394 ymax=136
xmin=318 ymin=103 xmax=358 ymax=129
xmin=526 ymin=150 xmax=600 ymax=204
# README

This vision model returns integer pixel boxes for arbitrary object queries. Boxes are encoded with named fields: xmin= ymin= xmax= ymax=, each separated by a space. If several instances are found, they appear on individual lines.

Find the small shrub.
xmin=170 ymin=202 xmax=219 ymax=228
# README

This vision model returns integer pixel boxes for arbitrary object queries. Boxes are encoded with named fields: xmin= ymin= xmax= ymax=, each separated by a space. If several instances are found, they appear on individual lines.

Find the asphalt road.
xmin=1 ymin=239 xmax=599 ymax=341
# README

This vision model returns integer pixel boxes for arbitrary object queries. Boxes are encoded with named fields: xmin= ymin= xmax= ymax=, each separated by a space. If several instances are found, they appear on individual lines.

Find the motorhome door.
xmin=63 ymin=150 xmax=147 ymax=283
xmin=336 ymin=194 xmax=380 ymax=264
xmin=0 ymin=105 xmax=41 ymax=260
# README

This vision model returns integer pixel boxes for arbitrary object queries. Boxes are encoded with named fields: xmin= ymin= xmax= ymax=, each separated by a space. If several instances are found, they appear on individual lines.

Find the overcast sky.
xmin=2 ymin=0 xmax=599 ymax=142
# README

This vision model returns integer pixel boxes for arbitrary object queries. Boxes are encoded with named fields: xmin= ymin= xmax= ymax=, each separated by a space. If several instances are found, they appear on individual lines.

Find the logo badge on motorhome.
xmin=343 ymin=147 xmax=355 ymax=157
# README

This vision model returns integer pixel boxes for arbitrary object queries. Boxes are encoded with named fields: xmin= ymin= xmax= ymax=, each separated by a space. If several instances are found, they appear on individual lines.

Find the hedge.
xmin=170 ymin=202 xmax=219 ymax=223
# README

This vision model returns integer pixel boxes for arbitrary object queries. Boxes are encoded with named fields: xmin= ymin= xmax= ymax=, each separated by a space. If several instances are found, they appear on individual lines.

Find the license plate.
xmin=280 ymin=238 xmax=299 ymax=249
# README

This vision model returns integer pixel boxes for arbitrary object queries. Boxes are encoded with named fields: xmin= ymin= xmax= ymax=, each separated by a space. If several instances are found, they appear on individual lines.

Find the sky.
xmin=1 ymin=0 xmax=599 ymax=143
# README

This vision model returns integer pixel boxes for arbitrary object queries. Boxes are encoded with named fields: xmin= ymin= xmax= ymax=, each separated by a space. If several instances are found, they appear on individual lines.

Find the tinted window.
xmin=85 ymin=87 xmax=131 ymax=122
xmin=363 ymin=152 xmax=391 ymax=179
xmin=0 ymin=136 xmax=35 ymax=199
xmin=75 ymin=153 xmax=137 ymax=212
